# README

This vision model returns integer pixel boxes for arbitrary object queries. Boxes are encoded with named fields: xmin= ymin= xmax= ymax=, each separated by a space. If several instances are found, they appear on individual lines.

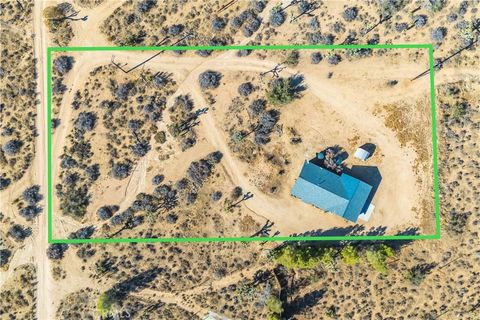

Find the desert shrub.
xmin=249 ymin=99 xmax=266 ymax=116
xmin=266 ymin=296 xmax=283 ymax=319
xmin=307 ymin=31 xmax=322 ymax=44
xmin=231 ymin=186 xmax=243 ymax=199
xmin=424 ymin=0 xmax=446 ymax=12
xmin=311 ymin=52 xmax=322 ymax=64
xmin=320 ymin=34 xmax=335 ymax=45
xmin=23 ymin=185 xmax=43 ymax=205
xmin=211 ymin=191 xmax=222 ymax=202
xmin=365 ymin=245 xmax=394 ymax=274
xmin=340 ymin=245 xmax=360 ymax=265
xmin=187 ymin=159 xmax=213 ymax=186
xmin=406 ymin=264 xmax=430 ymax=286
xmin=378 ymin=0 xmax=407 ymax=16
xmin=0 ymin=249 xmax=12 ymax=267
xmin=2 ymin=139 xmax=23 ymax=155
xmin=8 ymin=224 xmax=32 ymax=241
xmin=69 ymin=226 xmax=95 ymax=240
xmin=60 ymin=155 xmax=77 ymax=168
xmin=198 ymin=70 xmax=222 ymax=90
xmin=19 ymin=205 xmax=42 ymax=220
xmin=110 ymin=209 xmax=134 ymax=226
xmin=252 ymin=0 xmax=266 ymax=13
xmin=52 ymin=118 xmax=61 ymax=129
xmin=152 ymin=174 xmax=164 ymax=185
xmin=447 ymin=13 xmax=457 ymax=22
xmin=267 ymin=77 xmax=299 ymax=105
xmin=413 ymin=15 xmax=428 ymax=28
xmin=343 ymin=7 xmax=358 ymax=21
xmin=451 ymin=102 xmax=468 ymax=120
xmin=173 ymin=94 xmax=194 ymax=112
xmin=254 ymin=110 xmax=279 ymax=145
xmin=47 ymin=243 xmax=69 ymax=260
xmin=137 ymin=0 xmax=156 ymax=13
xmin=64 ymin=172 xmax=79 ymax=186
xmin=242 ymin=16 xmax=261 ymax=37
xmin=166 ymin=213 xmax=178 ymax=224
xmin=0 ymin=176 xmax=11 ymax=190
xmin=114 ymin=82 xmax=135 ymax=101
xmin=447 ymin=211 xmax=470 ymax=234
xmin=168 ymin=24 xmax=184 ymax=36
xmin=153 ymin=73 xmax=167 ymax=87
xmin=270 ymin=6 xmax=285 ymax=27
xmin=71 ymin=140 xmax=92 ymax=160
xmin=284 ymin=50 xmax=300 ymax=66
xmin=327 ymin=54 xmax=342 ymax=65
xmin=97 ymin=205 xmax=118 ymax=220
xmin=238 ymin=82 xmax=254 ymax=96
xmin=111 ymin=162 xmax=132 ymax=179
xmin=53 ymin=55 xmax=74 ymax=75
xmin=85 ymin=164 xmax=100 ymax=181
xmin=309 ymin=16 xmax=319 ymax=29
xmin=75 ymin=112 xmax=96 ymax=132
xmin=186 ymin=192 xmax=197 ymax=205
xmin=52 ymin=78 xmax=67 ymax=94
xmin=212 ymin=17 xmax=227 ymax=31
xmin=395 ymin=22 xmax=408 ymax=32
xmin=132 ymin=141 xmax=151 ymax=157
xmin=58 ymin=186 xmax=90 ymax=218
xmin=127 ymin=119 xmax=143 ymax=131
xmin=230 ymin=16 xmax=243 ymax=29
xmin=237 ymin=49 xmax=252 ymax=57
xmin=432 ymin=27 xmax=447 ymax=41
xmin=154 ymin=131 xmax=167 ymax=144
xmin=206 ymin=151 xmax=223 ymax=165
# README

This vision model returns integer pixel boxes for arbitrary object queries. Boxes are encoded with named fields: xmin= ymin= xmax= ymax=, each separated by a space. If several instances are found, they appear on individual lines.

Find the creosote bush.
xmin=198 ymin=70 xmax=222 ymax=90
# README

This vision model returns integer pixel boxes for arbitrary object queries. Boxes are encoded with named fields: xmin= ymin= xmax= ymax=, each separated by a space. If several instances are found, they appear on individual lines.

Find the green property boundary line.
xmin=46 ymin=44 xmax=441 ymax=244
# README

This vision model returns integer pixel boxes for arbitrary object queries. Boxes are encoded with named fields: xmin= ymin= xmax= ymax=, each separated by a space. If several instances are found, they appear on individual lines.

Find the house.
xmin=291 ymin=160 xmax=373 ymax=222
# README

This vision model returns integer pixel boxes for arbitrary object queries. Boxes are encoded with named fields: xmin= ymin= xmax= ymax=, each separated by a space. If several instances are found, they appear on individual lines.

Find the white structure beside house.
xmin=354 ymin=147 xmax=370 ymax=161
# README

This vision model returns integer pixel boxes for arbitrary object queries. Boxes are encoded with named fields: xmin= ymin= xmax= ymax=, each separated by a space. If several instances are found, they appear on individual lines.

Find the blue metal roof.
xmin=291 ymin=161 xmax=372 ymax=222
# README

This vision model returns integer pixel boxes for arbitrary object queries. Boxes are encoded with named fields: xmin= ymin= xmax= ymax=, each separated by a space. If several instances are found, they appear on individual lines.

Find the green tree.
xmin=365 ymin=244 xmax=395 ymax=274
xmin=284 ymin=50 xmax=300 ymax=66
xmin=268 ymin=313 xmax=281 ymax=320
xmin=340 ymin=245 xmax=360 ymax=265
xmin=267 ymin=78 xmax=297 ymax=105
xmin=266 ymin=296 xmax=283 ymax=315
xmin=97 ymin=291 xmax=116 ymax=317
xmin=406 ymin=264 xmax=432 ymax=286
xmin=271 ymin=245 xmax=321 ymax=269
xmin=319 ymin=247 xmax=336 ymax=269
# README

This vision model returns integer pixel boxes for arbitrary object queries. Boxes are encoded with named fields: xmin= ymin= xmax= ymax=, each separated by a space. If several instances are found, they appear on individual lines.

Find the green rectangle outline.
xmin=47 ymin=44 xmax=440 ymax=243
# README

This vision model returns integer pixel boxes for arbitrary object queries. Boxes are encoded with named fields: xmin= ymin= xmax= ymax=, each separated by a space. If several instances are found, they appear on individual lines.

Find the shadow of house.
xmin=343 ymin=165 xmax=382 ymax=213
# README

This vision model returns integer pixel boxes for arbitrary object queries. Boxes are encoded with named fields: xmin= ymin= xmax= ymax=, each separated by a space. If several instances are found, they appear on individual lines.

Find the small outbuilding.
xmin=354 ymin=147 xmax=370 ymax=161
